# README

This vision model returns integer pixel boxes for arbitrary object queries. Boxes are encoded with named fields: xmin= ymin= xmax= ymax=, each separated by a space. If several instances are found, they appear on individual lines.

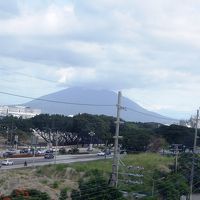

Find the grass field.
xmin=68 ymin=153 xmax=173 ymax=195
xmin=0 ymin=153 xmax=173 ymax=198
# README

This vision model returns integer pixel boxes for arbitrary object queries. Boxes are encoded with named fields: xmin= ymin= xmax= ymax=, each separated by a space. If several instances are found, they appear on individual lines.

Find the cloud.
xmin=0 ymin=0 xmax=19 ymax=18
xmin=0 ymin=0 xmax=200 ymax=118
xmin=0 ymin=4 xmax=78 ymax=36
xmin=56 ymin=67 xmax=96 ymax=85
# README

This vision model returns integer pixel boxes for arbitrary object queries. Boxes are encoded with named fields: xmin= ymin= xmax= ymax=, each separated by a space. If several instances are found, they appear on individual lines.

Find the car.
xmin=2 ymin=159 xmax=14 ymax=165
xmin=45 ymin=150 xmax=53 ymax=154
xmin=44 ymin=153 xmax=54 ymax=159
xmin=3 ymin=152 xmax=13 ymax=158
xmin=20 ymin=149 xmax=29 ymax=154
xmin=97 ymin=152 xmax=105 ymax=156
xmin=120 ymin=150 xmax=127 ymax=155
xmin=35 ymin=150 xmax=45 ymax=155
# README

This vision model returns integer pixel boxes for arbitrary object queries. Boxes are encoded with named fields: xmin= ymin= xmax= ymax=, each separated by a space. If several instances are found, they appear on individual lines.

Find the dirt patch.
xmin=0 ymin=165 xmax=80 ymax=199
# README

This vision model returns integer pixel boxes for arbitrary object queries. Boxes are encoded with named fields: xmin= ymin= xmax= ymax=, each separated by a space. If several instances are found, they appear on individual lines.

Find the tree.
xmin=121 ymin=128 xmax=152 ymax=152
xmin=156 ymin=173 xmax=189 ymax=200
xmin=148 ymin=137 xmax=167 ymax=152
xmin=155 ymin=125 xmax=196 ymax=147
xmin=178 ymin=153 xmax=200 ymax=192
xmin=71 ymin=174 xmax=125 ymax=200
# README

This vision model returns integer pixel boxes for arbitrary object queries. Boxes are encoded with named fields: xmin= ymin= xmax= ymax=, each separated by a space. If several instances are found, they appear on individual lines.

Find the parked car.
xmin=120 ymin=150 xmax=127 ymax=154
xmin=3 ymin=152 xmax=13 ymax=158
xmin=44 ymin=153 xmax=54 ymax=159
xmin=2 ymin=159 xmax=14 ymax=165
xmin=97 ymin=151 xmax=105 ymax=156
xmin=35 ymin=149 xmax=45 ymax=155
xmin=20 ymin=149 xmax=29 ymax=154
xmin=45 ymin=150 xmax=53 ymax=154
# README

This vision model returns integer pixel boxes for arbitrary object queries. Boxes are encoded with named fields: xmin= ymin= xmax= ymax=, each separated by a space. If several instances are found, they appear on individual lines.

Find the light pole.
xmin=88 ymin=131 xmax=95 ymax=151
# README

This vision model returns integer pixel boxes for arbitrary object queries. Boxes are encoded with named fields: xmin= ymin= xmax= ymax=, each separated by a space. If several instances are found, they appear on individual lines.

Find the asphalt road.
xmin=0 ymin=154 xmax=111 ymax=170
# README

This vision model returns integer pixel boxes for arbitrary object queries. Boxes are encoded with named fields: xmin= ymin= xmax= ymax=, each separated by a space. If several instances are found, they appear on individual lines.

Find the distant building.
xmin=0 ymin=105 xmax=41 ymax=119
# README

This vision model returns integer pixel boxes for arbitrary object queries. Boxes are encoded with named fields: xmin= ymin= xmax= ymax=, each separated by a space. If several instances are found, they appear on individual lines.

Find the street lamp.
xmin=88 ymin=131 xmax=95 ymax=151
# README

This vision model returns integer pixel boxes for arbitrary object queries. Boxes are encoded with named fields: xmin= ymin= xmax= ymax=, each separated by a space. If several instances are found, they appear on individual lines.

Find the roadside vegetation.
xmin=0 ymin=153 xmax=174 ymax=199
xmin=0 ymin=113 xmax=198 ymax=199
xmin=0 ymin=114 xmax=197 ymax=152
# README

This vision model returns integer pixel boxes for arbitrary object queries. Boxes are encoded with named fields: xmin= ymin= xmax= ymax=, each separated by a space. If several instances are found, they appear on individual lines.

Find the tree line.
xmin=0 ymin=113 xmax=198 ymax=151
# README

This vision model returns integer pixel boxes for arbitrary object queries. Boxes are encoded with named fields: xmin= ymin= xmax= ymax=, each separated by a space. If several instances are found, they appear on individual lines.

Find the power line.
xmin=0 ymin=91 xmax=115 ymax=107
xmin=125 ymin=106 xmax=179 ymax=121
xmin=0 ymin=90 xmax=179 ymax=121
xmin=0 ymin=67 xmax=58 ymax=83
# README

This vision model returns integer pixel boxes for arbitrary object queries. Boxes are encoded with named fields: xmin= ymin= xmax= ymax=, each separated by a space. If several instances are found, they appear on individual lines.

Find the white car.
xmin=2 ymin=159 xmax=14 ymax=165
xmin=97 ymin=152 xmax=105 ymax=156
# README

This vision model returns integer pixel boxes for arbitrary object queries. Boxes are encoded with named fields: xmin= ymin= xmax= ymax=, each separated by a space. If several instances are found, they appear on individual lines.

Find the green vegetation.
xmin=71 ymin=173 xmax=125 ymax=200
xmin=52 ymin=181 xmax=59 ymax=189
xmin=0 ymin=153 xmax=192 ymax=199
xmin=156 ymin=173 xmax=189 ymax=200
xmin=0 ymin=114 xmax=197 ymax=151
xmin=70 ymin=159 xmax=112 ymax=173
xmin=122 ymin=153 xmax=173 ymax=170
xmin=59 ymin=188 xmax=68 ymax=200
xmin=0 ymin=189 xmax=51 ymax=200
xmin=178 ymin=153 xmax=200 ymax=193
xmin=0 ymin=113 xmax=197 ymax=199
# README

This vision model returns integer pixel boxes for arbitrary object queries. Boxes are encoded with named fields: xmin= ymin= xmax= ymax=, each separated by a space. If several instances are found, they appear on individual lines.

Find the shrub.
xmin=68 ymin=147 xmax=79 ymax=154
xmin=52 ymin=181 xmax=59 ymax=189
xmin=59 ymin=188 xmax=68 ymax=200
xmin=59 ymin=148 xmax=67 ymax=155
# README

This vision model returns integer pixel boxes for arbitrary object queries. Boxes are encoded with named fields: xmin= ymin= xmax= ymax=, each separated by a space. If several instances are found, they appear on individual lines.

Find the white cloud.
xmin=0 ymin=4 xmax=79 ymax=36
xmin=56 ymin=67 xmax=96 ymax=85
xmin=0 ymin=0 xmax=200 ymax=118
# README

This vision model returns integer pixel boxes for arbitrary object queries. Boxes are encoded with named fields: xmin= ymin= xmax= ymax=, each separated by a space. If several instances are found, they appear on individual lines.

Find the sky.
xmin=0 ymin=0 xmax=200 ymax=119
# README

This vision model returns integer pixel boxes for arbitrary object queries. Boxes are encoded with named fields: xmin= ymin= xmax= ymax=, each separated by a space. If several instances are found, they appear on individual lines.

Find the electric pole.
xmin=171 ymin=144 xmax=182 ymax=173
xmin=110 ymin=91 xmax=122 ymax=187
xmin=190 ymin=109 xmax=199 ymax=200
xmin=54 ymin=130 xmax=58 ymax=164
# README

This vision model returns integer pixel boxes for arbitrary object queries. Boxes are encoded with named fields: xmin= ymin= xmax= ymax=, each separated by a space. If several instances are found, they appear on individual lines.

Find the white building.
xmin=0 ymin=105 xmax=41 ymax=119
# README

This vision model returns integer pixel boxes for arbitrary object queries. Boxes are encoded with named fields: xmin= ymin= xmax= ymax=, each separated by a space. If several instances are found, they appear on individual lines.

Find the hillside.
xmin=24 ymin=87 xmax=176 ymax=124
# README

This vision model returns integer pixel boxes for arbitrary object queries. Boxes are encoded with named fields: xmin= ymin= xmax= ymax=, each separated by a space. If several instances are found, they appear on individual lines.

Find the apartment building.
xmin=0 ymin=105 xmax=41 ymax=119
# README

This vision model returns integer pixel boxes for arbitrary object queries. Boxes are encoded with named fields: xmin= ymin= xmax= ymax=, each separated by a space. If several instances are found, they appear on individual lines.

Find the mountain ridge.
xmin=24 ymin=87 xmax=177 ymax=124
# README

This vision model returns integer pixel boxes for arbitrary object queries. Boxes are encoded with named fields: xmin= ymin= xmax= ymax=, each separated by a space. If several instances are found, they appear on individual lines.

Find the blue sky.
xmin=0 ymin=0 xmax=199 ymax=119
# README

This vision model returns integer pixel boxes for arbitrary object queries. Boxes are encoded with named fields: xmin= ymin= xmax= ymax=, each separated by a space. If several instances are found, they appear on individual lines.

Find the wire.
xmin=0 ymin=67 xmax=58 ymax=83
xmin=71 ymin=185 xmax=123 ymax=199
xmin=125 ymin=106 xmax=179 ymax=121
xmin=0 ymin=90 xmax=179 ymax=121
xmin=0 ymin=91 xmax=115 ymax=107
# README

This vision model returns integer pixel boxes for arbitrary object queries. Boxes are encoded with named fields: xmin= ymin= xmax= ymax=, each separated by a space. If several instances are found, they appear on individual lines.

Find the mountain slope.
xmin=24 ymin=87 xmax=177 ymax=124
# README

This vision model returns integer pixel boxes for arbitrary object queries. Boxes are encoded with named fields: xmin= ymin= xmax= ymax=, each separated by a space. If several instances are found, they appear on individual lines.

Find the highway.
xmin=0 ymin=154 xmax=110 ymax=170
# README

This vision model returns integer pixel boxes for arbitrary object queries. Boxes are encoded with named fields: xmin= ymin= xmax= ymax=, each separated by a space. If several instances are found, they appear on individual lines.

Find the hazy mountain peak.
xmin=24 ymin=87 xmax=176 ymax=124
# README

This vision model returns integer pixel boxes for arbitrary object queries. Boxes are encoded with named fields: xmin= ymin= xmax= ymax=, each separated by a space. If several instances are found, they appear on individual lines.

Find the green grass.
xmin=52 ymin=181 xmax=59 ymax=189
xmin=69 ymin=153 xmax=173 ymax=194
xmin=69 ymin=159 xmax=112 ymax=173
xmin=35 ymin=153 xmax=173 ymax=195
xmin=118 ymin=153 xmax=173 ymax=194
xmin=122 ymin=153 xmax=173 ymax=171
xmin=69 ymin=153 xmax=172 ymax=173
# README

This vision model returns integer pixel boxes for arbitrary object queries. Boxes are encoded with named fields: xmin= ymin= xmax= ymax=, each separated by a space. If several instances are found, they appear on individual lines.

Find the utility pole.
xmin=171 ymin=144 xmax=182 ymax=173
xmin=32 ymin=135 xmax=38 ymax=167
xmin=152 ymin=179 xmax=155 ymax=197
xmin=110 ymin=91 xmax=122 ymax=187
xmin=190 ymin=109 xmax=199 ymax=200
xmin=54 ymin=131 xmax=58 ymax=164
